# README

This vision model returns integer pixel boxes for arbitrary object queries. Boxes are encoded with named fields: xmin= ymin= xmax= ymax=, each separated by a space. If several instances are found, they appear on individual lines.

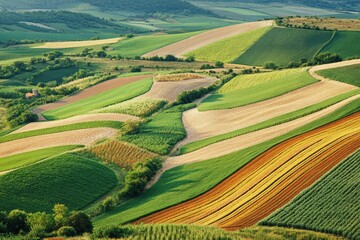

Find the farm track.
xmin=136 ymin=112 xmax=360 ymax=230
xmin=0 ymin=128 xmax=117 ymax=158
xmin=12 ymin=113 xmax=139 ymax=134
xmin=142 ymin=21 xmax=273 ymax=58
xmin=32 ymin=37 xmax=123 ymax=49
xmin=33 ymin=74 xmax=154 ymax=121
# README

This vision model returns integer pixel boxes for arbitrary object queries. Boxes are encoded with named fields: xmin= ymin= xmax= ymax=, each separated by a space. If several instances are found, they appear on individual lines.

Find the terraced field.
xmin=235 ymin=27 xmax=334 ymax=66
xmin=136 ymin=112 xmax=360 ymax=230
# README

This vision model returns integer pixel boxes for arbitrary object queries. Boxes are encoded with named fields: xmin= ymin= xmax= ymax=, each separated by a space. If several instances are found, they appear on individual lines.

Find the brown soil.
xmin=32 ymin=37 xmax=123 ymax=49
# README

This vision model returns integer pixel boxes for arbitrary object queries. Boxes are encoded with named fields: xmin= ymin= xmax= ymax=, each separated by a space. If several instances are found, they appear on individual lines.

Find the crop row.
xmin=155 ymin=73 xmax=203 ymax=82
xmin=136 ymin=112 xmax=360 ymax=230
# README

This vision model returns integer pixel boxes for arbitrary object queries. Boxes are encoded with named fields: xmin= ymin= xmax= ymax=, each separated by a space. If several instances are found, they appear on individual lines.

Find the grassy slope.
xmin=121 ymin=104 xmax=195 ymax=155
xmin=199 ymin=68 xmax=317 ymax=111
xmin=109 ymin=31 xmax=201 ymax=58
xmin=235 ymin=27 xmax=333 ymax=66
xmin=261 ymin=150 xmax=360 ymax=239
xmin=0 ymin=121 xmax=123 ymax=143
xmin=186 ymin=26 xmax=271 ymax=63
xmin=318 ymin=64 xmax=360 ymax=87
xmin=181 ymin=89 xmax=360 ymax=154
xmin=42 ymin=77 xmax=153 ymax=120
xmin=94 ymin=97 xmax=360 ymax=227
xmin=0 ymin=153 xmax=117 ymax=213
xmin=321 ymin=31 xmax=360 ymax=59
xmin=0 ymin=145 xmax=82 ymax=172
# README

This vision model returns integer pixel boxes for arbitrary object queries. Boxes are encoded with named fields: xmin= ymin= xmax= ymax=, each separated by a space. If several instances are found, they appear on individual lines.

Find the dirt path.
xmin=32 ymin=37 xmax=123 ymax=49
xmin=33 ymin=74 xmax=154 ymax=121
xmin=12 ymin=113 xmax=139 ymax=134
xmin=142 ymin=20 xmax=273 ymax=58
xmin=0 ymin=128 xmax=117 ymax=158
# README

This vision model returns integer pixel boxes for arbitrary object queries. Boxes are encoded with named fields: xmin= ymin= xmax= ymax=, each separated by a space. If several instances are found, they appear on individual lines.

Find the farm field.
xmin=282 ymin=17 xmax=360 ymax=31
xmin=318 ymin=64 xmax=360 ymax=87
xmin=262 ymin=150 xmax=360 ymax=239
xmin=143 ymin=20 xmax=273 ymax=58
xmin=94 ymin=97 xmax=360 ymax=227
xmin=33 ymin=37 xmax=123 ymax=49
xmin=0 ymin=145 xmax=81 ymax=172
xmin=0 ymin=153 xmax=117 ymax=213
xmin=235 ymin=27 xmax=334 ymax=66
xmin=136 ymin=112 xmax=360 ymax=230
xmin=187 ymin=26 xmax=271 ymax=63
xmin=320 ymin=31 xmax=360 ymax=58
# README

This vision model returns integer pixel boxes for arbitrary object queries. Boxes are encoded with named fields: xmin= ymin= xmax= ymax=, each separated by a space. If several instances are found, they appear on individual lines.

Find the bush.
xmin=98 ymin=196 xmax=117 ymax=212
xmin=92 ymin=225 xmax=133 ymax=238
xmin=122 ymin=120 xmax=141 ymax=135
xmin=200 ymin=64 xmax=214 ymax=70
xmin=7 ymin=210 xmax=29 ymax=234
xmin=215 ymin=61 xmax=224 ymax=68
xmin=24 ymin=225 xmax=46 ymax=240
xmin=57 ymin=226 xmax=77 ymax=237
xmin=68 ymin=212 xmax=93 ymax=234
xmin=130 ymin=66 xmax=141 ymax=72
xmin=264 ymin=62 xmax=278 ymax=69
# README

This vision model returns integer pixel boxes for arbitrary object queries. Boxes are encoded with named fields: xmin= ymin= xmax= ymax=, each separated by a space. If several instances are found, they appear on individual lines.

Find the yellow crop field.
xmin=155 ymin=73 xmax=203 ymax=82
xmin=33 ymin=37 xmax=123 ymax=49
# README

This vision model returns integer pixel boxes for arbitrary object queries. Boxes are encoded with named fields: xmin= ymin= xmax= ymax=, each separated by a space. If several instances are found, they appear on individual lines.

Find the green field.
xmin=31 ymin=65 xmax=80 ymax=84
xmin=318 ymin=64 xmax=360 ymax=87
xmin=108 ymin=31 xmax=201 ymax=58
xmin=261 ymin=150 xmax=360 ymax=240
xmin=0 ymin=153 xmax=117 ymax=213
xmin=0 ymin=121 xmax=123 ymax=143
xmin=198 ymin=68 xmax=317 ymax=111
xmin=321 ymin=31 xmax=360 ymax=59
xmin=180 ymin=89 xmax=360 ymax=154
xmin=121 ymin=104 xmax=194 ymax=155
xmin=235 ymin=27 xmax=334 ymax=66
xmin=0 ymin=145 xmax=82 ymax=172
xmin=94 ymin=97 xmax=360 ymax=227
xmin=187 ymin=26 xmax=271 ymax=63
xmin=42 ymin=77 xmax=153 ymax=120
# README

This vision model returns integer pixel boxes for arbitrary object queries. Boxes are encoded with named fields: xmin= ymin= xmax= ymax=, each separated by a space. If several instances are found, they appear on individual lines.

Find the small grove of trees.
xmin=0 ymin=204 xmax=92 ymax=239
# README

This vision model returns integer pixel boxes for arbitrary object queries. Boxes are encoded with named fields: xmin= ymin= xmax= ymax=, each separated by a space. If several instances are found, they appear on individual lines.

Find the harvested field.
xmin=136 ymin=112 xmax=360 ymax=230
xmin=33 ymin=74 xmax=154 ymax=120
xmin=142 ymin=20 xmax=273 ymax=58
xmin=165 ymin=95 xmax=359 ymax=170
xmin=155 ymin=73 xmax=203 ymax=82
xmin=0 ymin=128 xmax=117 ymax=158
xmin=32 ymin=37 xmax=123 ymax=49
xmin=282 ymin=17 xmax=360 ymax=31
xmin=13 ymin=113 xmax=139 ymax=133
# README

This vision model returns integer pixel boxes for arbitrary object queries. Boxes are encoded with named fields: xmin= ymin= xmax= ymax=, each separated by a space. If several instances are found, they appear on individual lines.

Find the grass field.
xmin=96 ymin=98 xmax=167 ymax=117
xmin=42 ymin=77 xmax=153 ymax=120
xmin=262 ymin=150 xmax=360 ymax=240
xmin=234 ymin=27 xmax=333 ymax=66
xmin=0 ymin=153 xmax=117 ymax=213
xmin=94 ymin=97 xmax=360 ymax=227
xmin=318 ymin=64 xmax=360 ymax=87
xmin=321 ymin=31 xmax=360 ymax=59
xmin=0 ymin=121 xmax=123 ymax=143
xmin=180 ymin=89 xmax=360 ymax=154
xmin=199 ymin=68 xmax=317 ymax=111
xmin=0 ymin=145 xmax=82 ymax=172
xmin=187 ymin=26 xmax=271 ymax=63
xmin=138 ymin=112 xmax=360 ymax=229
xmin=121 ymin=104 xmax=195 ymax=155
xmin=108 ymin=31 xmax=201 ymax=58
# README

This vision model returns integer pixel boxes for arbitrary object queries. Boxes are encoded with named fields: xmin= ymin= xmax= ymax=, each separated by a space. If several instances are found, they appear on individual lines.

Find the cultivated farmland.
xmin=155 ymin=73 xmax=203 ymax=82
xmin=235 ymin=27 xmax=333 ymax=66
xmin=33 ymin=37 xmax=123 ymax=49
xmin=261 ymin=150 xmax=360 ymax=239
xmin=321 ymin=31 xmax=360 ymax=58
xmin=318 ymin=64 xmax=360 ymax=87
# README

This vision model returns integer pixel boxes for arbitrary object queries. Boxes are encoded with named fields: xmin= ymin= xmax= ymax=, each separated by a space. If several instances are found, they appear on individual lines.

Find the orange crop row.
xmin=135 ymin=112 xmax=360 ymax=230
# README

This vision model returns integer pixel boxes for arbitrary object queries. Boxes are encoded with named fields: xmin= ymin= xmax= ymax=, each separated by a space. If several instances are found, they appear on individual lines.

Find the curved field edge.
xmin=180 ymin=89 xmax=360 ymax=154
xmin=317 ymin=64 xmax=360 ymax=87
xmin=136 ymin=113 xmax=360 ymax=229
xmin=0 ymin=153 xmax=117 ymax=213
xmin=0 ymin=145 xmax=83 ymax=173
xmin=93 ymin=97 xmax=360 ymax=227
xmin=42 ymin=77 xmax=153 ymax=120
xmin=0 ymin=121 xmax=123 ymax=143
xmin=260 ymin=150 xmax=360 ymax=240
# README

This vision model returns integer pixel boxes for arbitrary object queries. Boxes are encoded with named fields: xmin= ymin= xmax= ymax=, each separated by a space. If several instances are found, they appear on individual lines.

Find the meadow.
xmin=94 ymin=97 xmax=360 ymax=227
xmin=234 ymin=27 xmax=334 ymax=66
xmin=262 ymin=150 xmax=360 ymax=240
xmin=42 ymin=77 xmax=153 ymax=120
xmin=318 ymin=64 xmax=360 ymax=87
xmin=180 ymin=89 xmax=360 ymax=153
xmin=199 ymin=68 xmax=317 ymax=111
xmin=0 ymin=153 xmax=117 ymax=213
xmin=0 ymin=145 xmax=81 ymax=172
xmin=321 ymin=31 xmax=360 ymax=59
xmin=187 ymin=26 xmax=271 ymax=63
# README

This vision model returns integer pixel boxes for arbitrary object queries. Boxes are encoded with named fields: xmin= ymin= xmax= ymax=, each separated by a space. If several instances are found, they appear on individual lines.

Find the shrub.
xmin=7 ymin=210 xmax=29 ymax=234
xmin=122 ymin=120 xmax=142 ymax=135
xmin=130 ymin=66 xmax=141 ymax=72
xmin=57 ymin=226 xmax=77 ymax=237
xmin=215 ymin=61 xmax=224 ymax=68
xmin=92 ymin=225 xmax=133 ymax=238
xmin=24 ymin=225 xmax=47 ymax=240
xmin=27 ymin=212 xmax=55 ymax=232
xmin=200 ymin=64 xmax=214 ymax=70
xmin=53 ymin=204 xmax=68 ymax=229
xmin=264 ymin=62 xmax=278 ymax=69
xmin=68 ymin=212 xmax=93 ymax=234
xmin=99 ymin=197 xmax=117 ymax=212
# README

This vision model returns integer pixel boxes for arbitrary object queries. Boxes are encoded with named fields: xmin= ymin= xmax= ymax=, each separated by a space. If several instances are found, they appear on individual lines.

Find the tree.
xmin=27 ymin=212 xmax=55 ymax=232
xmin=264 ymin=62 xmax=278 ymax=69
xmin=215 ymin=61 xmax=224 ymax=68
xmin=68 ymin=212 xmax=93 ymax=234
xmin=53 ymin=204 xmax=68 ymax=228
xmin=6 ymin=210 xmax=29 ymax=234
xmin=96 ymin=51 xmax=107 ymax=58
